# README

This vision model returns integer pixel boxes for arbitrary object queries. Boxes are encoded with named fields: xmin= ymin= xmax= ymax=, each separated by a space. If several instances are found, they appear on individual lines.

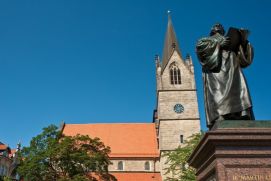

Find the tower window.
xmin=117 ymin=161 xmax=124 ymax=170
xmin=180 ymin=135 xmax=184 ymax=143
xmin=144 ymin=161 xmax=150 ymax=171
xmin=170 ymin=64 xmax=181 ymax=85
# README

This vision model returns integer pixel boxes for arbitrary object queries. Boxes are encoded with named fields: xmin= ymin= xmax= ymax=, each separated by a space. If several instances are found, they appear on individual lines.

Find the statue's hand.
xmin=220 ymin=37 xmax=231 ymax=49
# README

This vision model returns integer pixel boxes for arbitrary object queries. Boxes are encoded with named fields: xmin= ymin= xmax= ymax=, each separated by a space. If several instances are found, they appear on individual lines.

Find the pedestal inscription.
xmin=228 ymin=168 xmax=271 ymax=181
xmin=188 ymin=121 xmax=271 ymax=181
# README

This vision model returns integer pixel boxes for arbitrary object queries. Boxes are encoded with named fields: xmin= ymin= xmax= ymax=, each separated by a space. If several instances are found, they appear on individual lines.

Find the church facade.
xmin=61 ymin=15 xmax=200 ymax=181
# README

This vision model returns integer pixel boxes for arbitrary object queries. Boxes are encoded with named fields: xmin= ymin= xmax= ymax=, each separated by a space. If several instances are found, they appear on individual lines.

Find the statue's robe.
xmin=196 ymin=34 xmax=254 ymax=128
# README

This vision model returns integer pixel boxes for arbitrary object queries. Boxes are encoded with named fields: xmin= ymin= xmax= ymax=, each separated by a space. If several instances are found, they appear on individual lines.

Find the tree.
xmin=0 ymin=176 xmax=12 ymax=181
xmin=163 ymin=132 xmax=204 ymax=181
xmin=17 ymin=125 xmax=116 ymax=181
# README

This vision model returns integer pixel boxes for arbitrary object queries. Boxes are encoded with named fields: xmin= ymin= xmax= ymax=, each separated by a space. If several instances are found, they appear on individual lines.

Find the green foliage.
xmin=163 ymin=132 xmax=204 ymax=181
xmin=3 ymin=177 xmax=12 ymax=181
xmin=0 ymin=176 xmax=12 ymax=181
xmin=17 ymin=124 xmax=116 ymax=181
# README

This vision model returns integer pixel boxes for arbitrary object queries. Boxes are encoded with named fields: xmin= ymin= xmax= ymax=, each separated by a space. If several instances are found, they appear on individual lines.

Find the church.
xmin=61 ymin=15 xmax=201 ymax=181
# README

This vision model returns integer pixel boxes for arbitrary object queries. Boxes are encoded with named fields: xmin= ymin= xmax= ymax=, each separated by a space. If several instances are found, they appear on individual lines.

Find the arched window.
xmin=144 ymin=161 xmax=150 ymax=171
xmin=117 ymin=161 xmax=124 ymax=170
xmin=170 ymin=63 xmax=181 ymax=85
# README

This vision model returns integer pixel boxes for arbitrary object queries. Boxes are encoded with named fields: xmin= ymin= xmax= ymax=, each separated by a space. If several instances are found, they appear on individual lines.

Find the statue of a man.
xmin=196 ymin=23 xmax=254 ymax=129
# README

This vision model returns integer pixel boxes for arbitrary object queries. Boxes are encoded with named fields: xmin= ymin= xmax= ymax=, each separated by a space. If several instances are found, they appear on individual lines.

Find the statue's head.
xmin=210 ymin=23 xmax=225 ymax=36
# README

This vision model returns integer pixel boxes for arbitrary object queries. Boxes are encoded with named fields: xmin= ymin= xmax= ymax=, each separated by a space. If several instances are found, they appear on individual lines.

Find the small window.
xmin=170 ymin=63 xmax=181 ymax=85
xmin=144 ymin=161 xmax=150 ymax=171
xmin=117 ymin=161 xmax=124 ymax=170
xmin=181 ymin=163 xmax=186 ymax=171
xmin=180 ymin=135 xmax=184 ymax=143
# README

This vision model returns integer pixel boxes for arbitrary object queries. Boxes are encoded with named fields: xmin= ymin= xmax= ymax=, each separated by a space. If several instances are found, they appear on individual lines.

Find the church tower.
xmin=154 ymin=14 xmax=201 ymax=179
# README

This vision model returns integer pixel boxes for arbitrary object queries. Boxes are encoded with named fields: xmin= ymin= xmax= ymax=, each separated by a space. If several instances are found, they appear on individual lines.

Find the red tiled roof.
xmin=0 ymin=144 xmax=7 ymax=150
xmin=111 ymin=172 xmax=162 ymax=181
xmin=62 ymin=123 xmax=159 ymax=158
xmin=10 ymin=149 xmax=16 ymax=155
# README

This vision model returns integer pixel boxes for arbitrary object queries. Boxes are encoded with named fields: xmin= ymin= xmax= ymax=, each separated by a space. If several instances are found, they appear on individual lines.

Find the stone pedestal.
xmin=188 ymin=120 xmax=271 ymax=181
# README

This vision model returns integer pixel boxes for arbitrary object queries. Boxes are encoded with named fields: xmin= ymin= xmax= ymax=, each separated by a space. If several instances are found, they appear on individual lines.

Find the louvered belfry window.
xmin=170 ymin=63 xmax=181 ymax=85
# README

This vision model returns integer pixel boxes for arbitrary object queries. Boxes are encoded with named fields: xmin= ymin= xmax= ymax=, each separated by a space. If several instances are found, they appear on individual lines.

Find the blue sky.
xmin=1 ymin=0 xmax=271 ymax=148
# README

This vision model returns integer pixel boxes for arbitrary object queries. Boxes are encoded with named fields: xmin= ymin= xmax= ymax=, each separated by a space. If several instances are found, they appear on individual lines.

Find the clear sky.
xmin=1 ymin=0 xmax=271 ymax=148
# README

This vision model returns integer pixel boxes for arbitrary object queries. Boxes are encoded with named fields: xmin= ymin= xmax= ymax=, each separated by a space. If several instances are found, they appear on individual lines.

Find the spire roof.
xmin=161 ymin=13 xmax=182 ymax=70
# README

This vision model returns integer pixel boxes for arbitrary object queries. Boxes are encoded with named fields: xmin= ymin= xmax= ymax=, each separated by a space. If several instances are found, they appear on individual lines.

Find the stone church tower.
xmin=154 ymin=15 xmax=201 ymax=179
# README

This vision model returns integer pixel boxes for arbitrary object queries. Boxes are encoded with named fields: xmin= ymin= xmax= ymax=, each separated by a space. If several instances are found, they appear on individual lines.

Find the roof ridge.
xmin=66 ymin=122 xmax=155 ymax=125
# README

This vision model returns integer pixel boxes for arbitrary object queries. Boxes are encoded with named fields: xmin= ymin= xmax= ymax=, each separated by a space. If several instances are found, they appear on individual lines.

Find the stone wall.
xmin=156 ymin=50 xmax=201 ymax=180
xmin=159 ymin=119 xmax=200 ymax=150
xmin=160 ymin=51 xmax=194 ymax=90
xmin=158 ymin=91 xmax=200 ymax=120
xmin=0 ymin=156 xmax=12 ymax=177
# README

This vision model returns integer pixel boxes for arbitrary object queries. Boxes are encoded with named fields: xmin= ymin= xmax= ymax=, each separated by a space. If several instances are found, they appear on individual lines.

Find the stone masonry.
xmin=156 ymin=29 xmax=201 ymax=180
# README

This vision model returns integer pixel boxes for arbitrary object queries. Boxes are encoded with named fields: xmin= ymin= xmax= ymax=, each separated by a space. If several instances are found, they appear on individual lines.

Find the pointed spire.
xmin=161 ymin=11 xmax=182 ymax=71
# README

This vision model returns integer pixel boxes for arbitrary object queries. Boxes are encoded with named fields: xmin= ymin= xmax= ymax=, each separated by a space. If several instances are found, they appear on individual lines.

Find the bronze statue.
xmin=196 ymin=23 xmax=254 ymax=129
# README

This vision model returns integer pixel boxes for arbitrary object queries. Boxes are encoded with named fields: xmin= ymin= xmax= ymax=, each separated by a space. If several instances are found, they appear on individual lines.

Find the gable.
xmin=161 ymin=50 xmax=193 ymax=90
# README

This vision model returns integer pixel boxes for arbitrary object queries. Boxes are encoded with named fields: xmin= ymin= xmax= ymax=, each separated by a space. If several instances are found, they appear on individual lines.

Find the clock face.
xmin=174 ymin=104 xmax=184 ymax=113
